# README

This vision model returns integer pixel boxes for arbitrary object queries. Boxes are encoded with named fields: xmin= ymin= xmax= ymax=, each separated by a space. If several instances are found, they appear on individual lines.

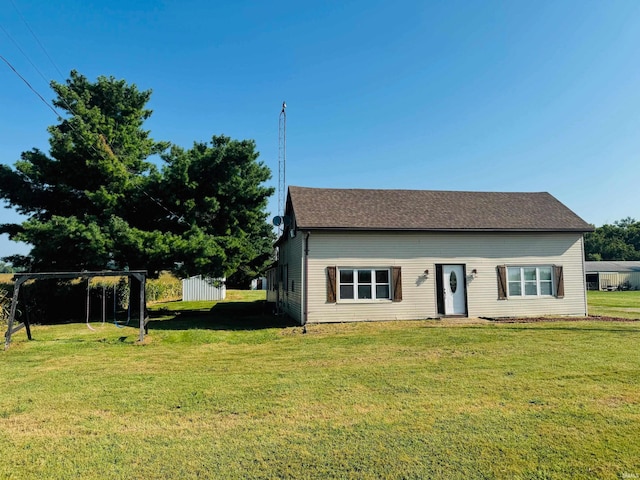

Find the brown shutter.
xmin=497 ymin=265 xmax=507 ymax=300
xmin=392 ymin=267 xmax=402 ymax=302
xmin=326 ymin=266 xmax=337 ymax=303
xmin=554 ymin=265 xmax=564 ymax=298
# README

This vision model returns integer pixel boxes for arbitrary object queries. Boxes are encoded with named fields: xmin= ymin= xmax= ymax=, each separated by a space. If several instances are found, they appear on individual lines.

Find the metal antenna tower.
xmin=278 ymin=101 xmax=286 ymax=218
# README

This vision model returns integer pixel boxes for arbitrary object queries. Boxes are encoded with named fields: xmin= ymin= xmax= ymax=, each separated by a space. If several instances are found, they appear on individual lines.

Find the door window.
xmin=449 ymin=271 xmax=457 ymax=293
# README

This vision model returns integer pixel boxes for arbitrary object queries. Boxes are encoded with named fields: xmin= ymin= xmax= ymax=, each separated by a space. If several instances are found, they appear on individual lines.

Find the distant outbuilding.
xmin=584 ymin=261 xmax=640 ymax=291
xmin=182 ymin=276 xmax=226 ymax=301
xmin=250 ymin=277 xmax=267 ymax=290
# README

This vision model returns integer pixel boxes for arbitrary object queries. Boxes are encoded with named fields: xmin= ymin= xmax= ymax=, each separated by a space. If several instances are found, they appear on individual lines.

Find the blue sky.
xmin=1 ymin=0 xmax=640 ymax=258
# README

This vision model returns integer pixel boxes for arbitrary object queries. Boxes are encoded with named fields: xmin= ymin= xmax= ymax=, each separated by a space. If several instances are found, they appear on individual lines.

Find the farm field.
xmin=0 ymin=291 xmax=639 ymax=479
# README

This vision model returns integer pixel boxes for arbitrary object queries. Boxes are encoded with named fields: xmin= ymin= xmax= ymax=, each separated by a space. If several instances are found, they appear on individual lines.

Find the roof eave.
xmin=294 ymin=226 xmax=594 ymax=233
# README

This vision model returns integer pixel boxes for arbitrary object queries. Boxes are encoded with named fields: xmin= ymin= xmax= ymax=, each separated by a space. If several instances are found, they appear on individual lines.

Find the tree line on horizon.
xmin=584 ymin=218 xmax=640 ymax=261
xmin=0 ymin=71 xmax=275 ymax=285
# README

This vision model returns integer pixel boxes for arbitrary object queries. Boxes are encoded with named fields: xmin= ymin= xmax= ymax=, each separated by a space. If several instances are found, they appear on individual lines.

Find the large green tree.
xmin=584 ymin=217 xmax=640 ymax=261
xmin=152 ymin=136 xmax=276 ymax=280
xmin=0 ymin=71 xmax=274 ymax=278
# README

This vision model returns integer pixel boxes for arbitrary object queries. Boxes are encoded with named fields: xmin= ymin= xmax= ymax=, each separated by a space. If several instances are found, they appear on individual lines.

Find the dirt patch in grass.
xmin=486 ymin=315 xmax=639 ymax=323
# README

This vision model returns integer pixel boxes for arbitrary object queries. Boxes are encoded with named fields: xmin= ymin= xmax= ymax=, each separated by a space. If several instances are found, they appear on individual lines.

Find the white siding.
xmin=266 ymin=267 xmax=278 ymax=303
xmin=277 ymin=232 xmax=304 ymax=323
xmin=182 ymin=276 xmax=226 ymax=301
xmin=301 ymin=231 xmax=587 ymax=322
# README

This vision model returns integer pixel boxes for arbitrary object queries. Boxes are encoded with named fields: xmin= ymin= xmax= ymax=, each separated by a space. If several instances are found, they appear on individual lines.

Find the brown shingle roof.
xmin=288 ymin=186 xmax=593 ymax=232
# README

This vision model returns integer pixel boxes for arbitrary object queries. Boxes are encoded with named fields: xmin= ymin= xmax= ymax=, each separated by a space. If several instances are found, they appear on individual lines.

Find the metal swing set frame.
xmin=4 ymin=270 xmax=148 ymax=350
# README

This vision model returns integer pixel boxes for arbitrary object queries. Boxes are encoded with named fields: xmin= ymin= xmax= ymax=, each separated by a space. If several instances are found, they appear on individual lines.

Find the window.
xmin=507 ymin=266 xmax=554 ymax=297
xmin=338 ymin=268 xmax=391 ymax=301
xmin=327 ymin=266 xmax=402 ymax=303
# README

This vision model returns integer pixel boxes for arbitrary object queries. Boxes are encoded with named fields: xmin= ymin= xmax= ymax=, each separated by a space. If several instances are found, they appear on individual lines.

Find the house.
xmin=267 ymin=186 xmax=593 ymax=323
xmin=584 ymin=261 xmax=640 ymax=290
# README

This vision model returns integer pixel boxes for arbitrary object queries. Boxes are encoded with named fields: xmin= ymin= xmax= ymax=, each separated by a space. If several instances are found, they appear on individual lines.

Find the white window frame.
xmin=337 ymin=268 xmax=391 ymax=302
xmin=507 ymin=266 xmax=554 ymax=298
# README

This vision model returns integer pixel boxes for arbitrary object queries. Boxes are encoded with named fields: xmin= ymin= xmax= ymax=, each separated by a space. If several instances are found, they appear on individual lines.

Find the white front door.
xmin=443 ymin=265 xmax=466 ymax=315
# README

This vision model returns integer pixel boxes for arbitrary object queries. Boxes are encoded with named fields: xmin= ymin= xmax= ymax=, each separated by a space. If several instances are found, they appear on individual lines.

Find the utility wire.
xmin=0 ymin=17 xmax=118 ymax=156
xmin=0 ymin=54 xmax=61 ymax=119
xmin=1 ymin=55 xmax=186 ymax=224
xmin=0 ymin=16 xmax=186 ymax=226
xmin=1 ymin=57 xmax=187 ymax=225
xmin=0 ymin=23 xmax=52 ymax=88
xmin=0 ymin=19 xmax=91 ymax=132
xmin=9 ymin=0 xmax=65 ymax=79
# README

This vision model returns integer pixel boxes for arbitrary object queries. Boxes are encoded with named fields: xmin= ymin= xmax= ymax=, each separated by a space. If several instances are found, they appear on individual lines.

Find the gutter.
xmin=295 ymin=226 xmax=594 ymax=233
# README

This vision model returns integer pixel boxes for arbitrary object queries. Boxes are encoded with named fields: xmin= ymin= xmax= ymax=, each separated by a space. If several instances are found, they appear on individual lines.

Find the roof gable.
xmin=287 ymin=186 xmax=593 ymax=232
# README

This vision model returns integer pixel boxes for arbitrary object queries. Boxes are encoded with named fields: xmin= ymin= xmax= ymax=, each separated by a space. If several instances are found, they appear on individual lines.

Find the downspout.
xmin=302 ymin=231 xmax=310 ymax=329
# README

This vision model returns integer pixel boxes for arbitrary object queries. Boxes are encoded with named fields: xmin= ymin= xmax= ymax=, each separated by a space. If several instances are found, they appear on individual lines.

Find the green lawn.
xmin=1 ymin=292 xmax=639 ymax=479
xmin=587 ymin=290 xmax=640 ymax=319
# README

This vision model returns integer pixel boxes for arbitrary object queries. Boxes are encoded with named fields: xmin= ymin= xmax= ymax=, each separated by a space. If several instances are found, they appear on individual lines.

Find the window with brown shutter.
xmin=392 ymin=266 xmax=402 ymax=302
xmin=501 ymin=265 xmax=561 ymax=298
xmin=497 ymin=265 xmax=507 ymax=300
xmin=554 ymin=265 xmax=564 ymax=298
xmin=331 ymin=267 xmax=396 ymax=302
xmin=326 ymin=266 xmax=337 ymax=303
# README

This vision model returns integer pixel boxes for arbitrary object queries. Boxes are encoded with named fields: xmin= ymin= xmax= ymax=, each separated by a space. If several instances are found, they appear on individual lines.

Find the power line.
xmin=2 ymin=3 xmax=113 ymax=150
xmin=0 ymin=18 xmax=92 ymax=133
xmin=0 ymin=54 xmax=116 ymax=166
xmin=0 ymin=23 xmax=52 ymax=87
xmin=0 ymin=20 xmax=123 ymax=159
xmin=1 ymin=55 xmax=186 ymax=225
xmin=0 ymin=54 xmax=61 ymax=119
xmin=0 ymin=14 xmax=187 ymax=227
xmin=9 ymin=0 xmax=65 ymax=79
xmin=3 ymin=0 xmax=91 ymax=130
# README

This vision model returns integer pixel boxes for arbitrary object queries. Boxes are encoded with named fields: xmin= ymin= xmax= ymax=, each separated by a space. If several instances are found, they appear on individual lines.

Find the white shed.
xmin=182 ymin=276 xmax=226 ymax=301
xmin=250 ymin=277 xmax=267 ymax=290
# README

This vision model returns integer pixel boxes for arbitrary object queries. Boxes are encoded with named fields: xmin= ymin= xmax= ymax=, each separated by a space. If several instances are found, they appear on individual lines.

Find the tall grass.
xmin=89 ymin=272 xmax=182 ymax=304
